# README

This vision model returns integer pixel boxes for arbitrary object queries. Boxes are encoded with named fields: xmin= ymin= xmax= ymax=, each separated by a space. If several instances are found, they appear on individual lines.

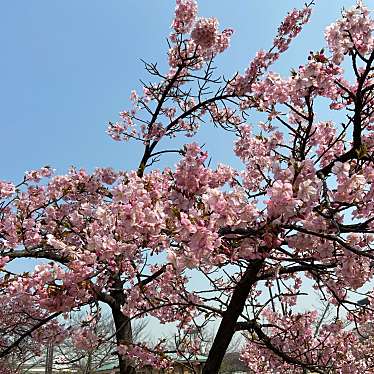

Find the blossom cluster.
xmin=228 ymin=6 xmax=312 ymax=95
xmin=325 ymin=2 xmax=374 ymax=64
xmin=171 ymin=0 xmax=233 ymax=61
xmin=240 ymin=311 xmax=371 ymax=373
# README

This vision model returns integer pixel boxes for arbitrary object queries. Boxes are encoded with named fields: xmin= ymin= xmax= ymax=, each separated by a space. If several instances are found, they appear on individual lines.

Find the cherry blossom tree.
xmin=1 ymin=0 xmax=374 ymax=373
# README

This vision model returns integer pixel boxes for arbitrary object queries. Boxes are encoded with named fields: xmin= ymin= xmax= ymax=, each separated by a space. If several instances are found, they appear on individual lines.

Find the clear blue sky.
xmin=0 ymin=0 xmax=369 ymax=183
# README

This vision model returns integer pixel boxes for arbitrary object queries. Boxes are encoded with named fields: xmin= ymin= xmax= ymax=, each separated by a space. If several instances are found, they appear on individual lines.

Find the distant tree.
xmin=55 ymin=316 xmax=148 ymax=373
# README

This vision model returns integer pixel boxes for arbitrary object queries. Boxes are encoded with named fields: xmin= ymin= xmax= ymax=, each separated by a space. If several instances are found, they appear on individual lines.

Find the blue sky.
xmin=0 ymin=0 xmax=368 ymax=183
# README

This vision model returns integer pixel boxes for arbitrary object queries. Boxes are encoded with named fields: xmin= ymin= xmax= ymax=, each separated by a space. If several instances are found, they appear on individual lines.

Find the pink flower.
xmin=0 ymin=181 xmax=15 ymax=198
xmin=0 ymin=256 xmax=9 ymax=268
xmin=191 ymin=17 xmax=219 ymax=49
xmin=25 ymin=166 xmax=53 ymax=182
xmin=325 ymin=2 xmax=374 ymax=64
xmin=172 ymin=0 xmax=198 ymax=34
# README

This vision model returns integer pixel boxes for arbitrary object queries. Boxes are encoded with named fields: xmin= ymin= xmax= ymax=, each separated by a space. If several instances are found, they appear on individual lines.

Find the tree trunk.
xmin=202 ymin=259 xmax=264 ymax=374
xmin=111 ymin=306 xmax=136 ymax=374
xmin=84 ymin=351 xmax=92 ymax=374
xmin=110 ymin=275 xmax=136 ymax=374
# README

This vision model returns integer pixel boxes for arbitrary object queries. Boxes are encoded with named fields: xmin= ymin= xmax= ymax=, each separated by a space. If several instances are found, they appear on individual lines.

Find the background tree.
xmin=54 ymin=315 xmax=148 ymax=373
xmin=0 ymin=1 xmax=374 ymax=374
